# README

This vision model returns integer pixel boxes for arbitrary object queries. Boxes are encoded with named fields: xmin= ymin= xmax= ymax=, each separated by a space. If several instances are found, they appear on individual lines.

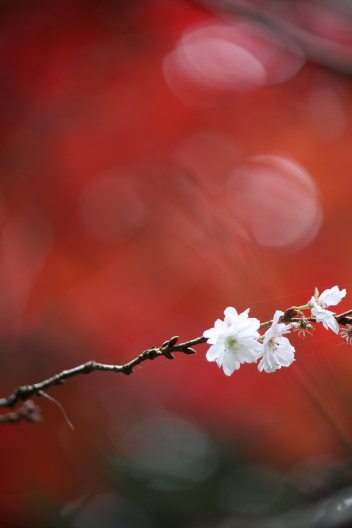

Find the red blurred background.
xmin=1 ymin=1 xmax=352 ymax=526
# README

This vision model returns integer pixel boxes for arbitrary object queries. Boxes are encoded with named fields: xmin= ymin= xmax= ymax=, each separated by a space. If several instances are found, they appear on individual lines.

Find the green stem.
xmin=294 ymin=303 xmax=312 ymax=311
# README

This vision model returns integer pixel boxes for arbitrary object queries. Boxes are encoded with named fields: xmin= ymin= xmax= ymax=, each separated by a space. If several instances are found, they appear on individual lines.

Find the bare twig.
xmin=0 ymin=335 xmax=204 ymax=409
xmin=0 ymin=400 xmax=41 ymax=424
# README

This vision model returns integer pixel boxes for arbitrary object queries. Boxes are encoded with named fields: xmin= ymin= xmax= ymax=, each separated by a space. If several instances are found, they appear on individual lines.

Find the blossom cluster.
xmin=203 ymin=286 xmax=347 ymax=375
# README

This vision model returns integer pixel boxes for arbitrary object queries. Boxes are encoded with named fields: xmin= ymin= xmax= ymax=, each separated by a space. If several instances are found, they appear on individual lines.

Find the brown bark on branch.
xmin=0 ymin=335 xmax=206 ymax=409
xmin=0 ymin=309 xmax=351 ymax=423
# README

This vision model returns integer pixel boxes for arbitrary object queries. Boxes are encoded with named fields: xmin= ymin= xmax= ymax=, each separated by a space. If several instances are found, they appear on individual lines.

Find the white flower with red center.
xmin=258 ymin=310 xmax=295 ymax=373
xmin=203 ymin=307 xmax=263 ymax=376
xmin=309 ymin=286 xmax=346 ymax=334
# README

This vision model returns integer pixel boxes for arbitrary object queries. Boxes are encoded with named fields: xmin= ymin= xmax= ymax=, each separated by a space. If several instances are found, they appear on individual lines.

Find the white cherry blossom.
xmin=258 ymin=310 xmax=295 ymax=373
xmin=203 ymin=307 xmax=263 ymax=376
xmin=310 ymin=285 xmax=346 ymax=334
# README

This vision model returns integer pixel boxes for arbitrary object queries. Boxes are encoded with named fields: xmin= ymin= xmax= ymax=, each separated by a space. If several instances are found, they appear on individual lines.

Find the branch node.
xmin=144 ymin=348 xmax=160 ymax=360
xmin=282 ymin=307 xmax=298 ymax=321
xmin=160 ymin=336 xmax=179 ymax=359
xmin=83 ymin=361 xmax=97 ymax=373
xmin=122 ymin=365 xmax=133 ymax=375
xmin=14 ymin=385 xmax=32 ymax=402
xmin=4 ymin=400 xmax=42 ymax=424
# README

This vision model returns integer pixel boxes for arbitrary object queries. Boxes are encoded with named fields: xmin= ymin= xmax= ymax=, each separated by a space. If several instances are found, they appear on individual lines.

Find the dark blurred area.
xmin=2 ymin=0 xmax=352 ymax=526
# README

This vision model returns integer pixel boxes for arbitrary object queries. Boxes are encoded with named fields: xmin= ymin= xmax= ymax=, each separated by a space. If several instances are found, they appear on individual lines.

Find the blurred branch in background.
xmin=0 ymin=400 xmax=41 ymax=424
xmin=196 ymin=0 xmax=352 ymax=73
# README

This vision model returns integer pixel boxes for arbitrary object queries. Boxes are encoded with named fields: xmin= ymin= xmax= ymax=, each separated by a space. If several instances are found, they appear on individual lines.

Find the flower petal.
xmin=264 ymin=310 xmax=291 ymax=344
xmin=206 ymin=343 xmax=221 ymax=362
xmin=224 ymin=307 xmax=238 ymax=325
xmin=259 ymin=357 xmax=277 ymax=373
xmin=321 ymin=315 xmax=340 ymax=334
xmin=274 ymin=338 xmax=295 ymax=366
xmin=258 ymin=334 xmax=295 ymax=373
xmin=318 ymin=286 xmax=346 ymax=307
xmin=214 ymin=318 xmax=226 ymax=330
xmin=311 ymin=302 xmax=340 ymax=334
xmin=272 ymin=310 xmax=284 ymax=325
xmin=203 ymin=327 xmax=220 ymax=344
xmin=204 ymin=307 xmax=262 ymax=375
xmin=221 ymin=350 xmax=242 ymax=375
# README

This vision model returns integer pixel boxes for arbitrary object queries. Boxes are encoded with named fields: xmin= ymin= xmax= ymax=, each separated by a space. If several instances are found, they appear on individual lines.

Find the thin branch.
xmin=0 ymin=400 xmax=41 ymax=424
xmin=38 ymin=390 xmax=74 ymax=430
xmin=0 ymin=335 xmax=204 ymax=409
xmin=0 ymin=309 xmax=351 ymax=421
